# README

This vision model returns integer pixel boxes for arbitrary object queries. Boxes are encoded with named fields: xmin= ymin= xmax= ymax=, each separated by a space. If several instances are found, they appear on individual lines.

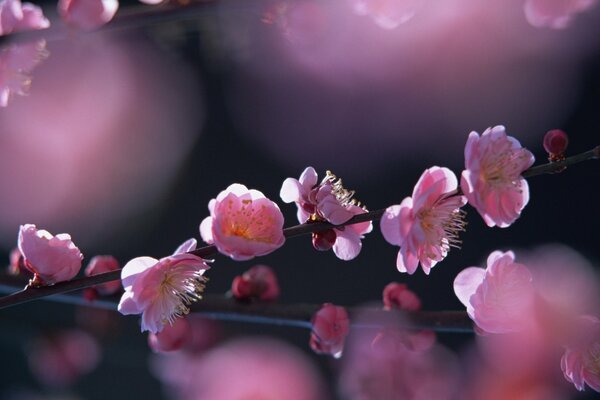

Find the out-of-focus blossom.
xmin=138 ymin=0 xmax=164 ymax=5
xmin=310 ymin=303 xmax=350 ymax=358
xmin=381 ymin=282 xmax=436 ymax=352
xmin=148 ymin=317 xmax=192 ymax=353
xmin=543 ymin=129 xmax=569 ymax=161
xmin=382 ymin=281 xmax=421 ymax=311
xmin=0 ymin=0 xmax=49 ymax=36
xmin=117 ymin=238 xmax=210 ymax=334
xmin=339 ymin=310 xmax=459 ymax=400
xmin=349 ymin=0 xmax=417 ymax=29
xmin=27 ymin=329 xmax=101 ymax=388
xmin=200 ymin=184 xmax=285 ymax=261
xmin=84 ymin=255 xmax=120 ymax=295
xmin=561 ymin=315 xmax=600 ymax=392
xmin=454 ymin=250 xmax=536 ymax=334
xmin=524 ymin=0 xmax=596 ymax=29
xmin=381 ymin=166 xmax=466 ymax=275
xmin=58 ymin=0 xmax=118 ymax=30
xmin=152 ymin=337 xmax=326 ymax=400
xmin=281 ymin=167 xmax=372 ymax=260
xmin=231 ymin=264 xmax=280 ymax=301
xmin=17 ymin=224 xmax=83 ymax=285
xmin=0 ymin=40 xmax=48 ymax=107
xmin=461 ymin=125 xmax=535 ymax=228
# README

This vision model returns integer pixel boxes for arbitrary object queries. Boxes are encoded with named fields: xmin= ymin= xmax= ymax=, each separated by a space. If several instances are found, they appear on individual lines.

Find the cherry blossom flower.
xmin=148 ymin=317 xmax=192 ymax=353
xmin=349 ymin=0 xmax=417 ymax=29
xmin=231 ymin=264 xmax=280 ymax=301
xmin=27 ymin=329 xmax=101 ymax=388
xmin=117 ymin=238 xmax=210 ymax=334
xmin=460 ymin=125 xmax=535 ymax=228
xmin=380 ymin=166 xmax=466 ymax=274
xmin=200 ymin=183 xmax=285 ymax=261
xmin=280 ymin=167 xmax=372 ymax=260
xmin=310 ymin=303 xmax=350 ymax=358
xmin=524 ymin=0 xmax=596 ymax=29
xmin=152 ymin=337 xmax=326 ymax=400
xmin=561 ymin=316 xmax=600 ymax=392
xmin=0 ymin=39 xmax=48 ymax=107
xmin=57 ymin=0 xmax=118 ymax=30
xmin=84 ymin=255 xmax=120 ymax=295
xmin=17 ymin=224 xmax=83 ymax=285
xmin=454 ymin=250 xmax=537 ymax=334
xmin=0 ymin=0 xmax=50 ymax=36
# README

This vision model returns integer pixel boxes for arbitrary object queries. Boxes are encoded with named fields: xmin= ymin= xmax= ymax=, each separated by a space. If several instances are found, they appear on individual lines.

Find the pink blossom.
xmin=148 ymin=317 xmax=192 ymax=353
xmin=0 ymin=39 xmax=48 ymax=107
xmin=17 ymin=224 xmax=83 ymax=285
xmin=200 ymin=183 xmax=285 ymax=261
xmin=231 ymin=264 xmax=280 ymax=301
xmin=561 ymin=316 xmax=600 ymax=392
xmin=152 ymin=337 xmax=326 ymax=400
xmin=461 ymin=125 xmax=535 ymax=228
xmin=349 ymin=0 xmax=417 ymax=29
xmin=524 ymin=0 xmax=596 ymax=29
xmin=381 ymin=166 xmax=466 ymax=275
xmin=28 ymin=329 xmax=101 ymax=388
xmin=310 ymin=303 xmax=350 ymax=358
xmin=58 ymin=0 xmax=118 ymax=30
xmin=382 ymin=282 xmax=421 ymax=311
xmin=84 ymin=255 xmax=120 ymax=295
xmin=0 ymin=0 xmax=50 ymax=36
xmin=280 ymin=167 xmax=372 ymax=260
xmin=454 ymin=250 xmax=537 ymax=334
xmin=117 ymin=238 xmax=210 ymax=334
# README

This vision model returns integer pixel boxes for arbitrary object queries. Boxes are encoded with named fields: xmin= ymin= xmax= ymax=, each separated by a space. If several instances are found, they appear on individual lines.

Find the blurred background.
xmin=1 ymin=0 xmax=600 ymax=398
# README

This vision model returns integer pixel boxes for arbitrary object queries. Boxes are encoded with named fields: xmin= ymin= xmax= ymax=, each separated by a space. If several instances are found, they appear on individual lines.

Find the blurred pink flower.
xmin=58 ymin=0 xmax=118 ymax=30
xmin=148 ymin=317 xmax=192 ymax=353
xmin=561 ymin=315 xmax=600 ymax=392
xmin=461 ymin=125 xmax=535 ymax=228
xmin=84 ymin=255 xmax=120 ymax=295
xmin=0 ymin=0 xmax=49 ymax=36
xmin=152 ymin=337 xmax=326 ymax=400
xmin=28 ymin=329 xmax=101 ymax=388
xmin=17 ymin=224 xmax=83 ymax=285
xmin=281 ymin=167 xmax=372 ymax=260
xmin=117 ymin=238 xmax=210 ymax=334
xmin=524 ymin=0 xmax=596 ymax=29
xmin=382 ymin=281 xmax=421 ymax=311
xmin=381 ymin=166 xmax=466 ymax=274
xmin=310 ymin=303 xmax=350 ymax=358
xmin=349 ymin=0 xmax=417 ymax=29
xmin=200 ymin=183 xmax=285 ymax=261
xmin=454 ymin=250 xmax=537 ymax=334
xmin=231 ymin=264 xmax=280 ymax=301
xmin=340 ymin=310 xmax=459 ymax=400
xmin=0 ymin=39 xmax=48 ymax=107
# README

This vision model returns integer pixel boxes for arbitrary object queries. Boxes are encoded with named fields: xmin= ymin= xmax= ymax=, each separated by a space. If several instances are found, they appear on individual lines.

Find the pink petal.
xmin=333 ymin=227 xmax=362 ymax=261
xmin=453 ymin=267 xmax=485 ymax=316
xmin=117 ymin=290 xmax=142 ymax=315
xmin=199 ymin=217 xmax=214 ymax=244
xmin=173 ymin=238 xmax=197 ymax=255
xmin=298 ymin=166 xmax=318 ymax=190
xmin=380 ymin=205 xmax=403 ymax=245
xmin=397 ymin=246 xmax=419 ymax=274
xmin=120 ymin=256 xmax=157 ymax=290
xmin=280 ymin=177 xmax=304 ymax=203
xmin=58 ymin=0 xmax=118 ymax=30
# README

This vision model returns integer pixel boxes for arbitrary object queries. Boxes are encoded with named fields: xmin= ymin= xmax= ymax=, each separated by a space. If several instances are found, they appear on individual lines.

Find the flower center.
xmin=322 ymin=170 xmax=366 ymax=209
xmin=158 ymin=268 xmax=208 ymax=326
xmin=418 ymin=199 xmax=467 ymax=255
xmin=481 ymin=141 xmax=530 ymax=188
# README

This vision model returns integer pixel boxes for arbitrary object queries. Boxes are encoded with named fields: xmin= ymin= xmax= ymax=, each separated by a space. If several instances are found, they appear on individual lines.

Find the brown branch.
xmin=0 ymin=145 xmax=597 ymax=311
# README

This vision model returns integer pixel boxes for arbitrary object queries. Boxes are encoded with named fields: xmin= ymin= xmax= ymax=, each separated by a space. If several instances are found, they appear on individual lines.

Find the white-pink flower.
xmin=280 ymin=167 xmax=372 ymax=260
xmin=200 ymin=183 xmax=285 ymax=261
xmin=0 ymin=0 xmax=50 ymax=36
xmin=17 ymin=224 xmax=83 ymax=285
xmin=454 ymin=250 xmax=537 ymax=334
xmin=117 ymin=238 xmax=210 ymax=334
xmin=561 ymin=316 xmax=600 ymax=392
xmin=58 ymin=0 xmax=118 ymax=30
xmin=524 ymin=0 xmax=596 ymax=29
xmin=461 ymin=125 xmax=535 ymax=228
xmin=380 ymin=166 xmax=466 ymax=275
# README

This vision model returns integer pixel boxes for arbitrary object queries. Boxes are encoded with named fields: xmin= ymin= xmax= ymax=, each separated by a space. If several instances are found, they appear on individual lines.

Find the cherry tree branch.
xmin=0 ymin=145 xmax=597 ymax=311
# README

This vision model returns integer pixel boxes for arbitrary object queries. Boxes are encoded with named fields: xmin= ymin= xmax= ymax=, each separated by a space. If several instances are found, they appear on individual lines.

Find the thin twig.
xmin=0 ymin=145 xmax=597 ymax=310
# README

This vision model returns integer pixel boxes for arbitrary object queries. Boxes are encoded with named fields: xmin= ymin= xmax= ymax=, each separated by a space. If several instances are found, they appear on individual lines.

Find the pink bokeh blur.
xmin=0 ymin=33 xmax=204 ymax=248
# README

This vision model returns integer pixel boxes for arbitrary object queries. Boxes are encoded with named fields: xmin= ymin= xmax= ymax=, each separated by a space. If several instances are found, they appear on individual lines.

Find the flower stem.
xmin=0 ymin=145 xmax=597 ymax=310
